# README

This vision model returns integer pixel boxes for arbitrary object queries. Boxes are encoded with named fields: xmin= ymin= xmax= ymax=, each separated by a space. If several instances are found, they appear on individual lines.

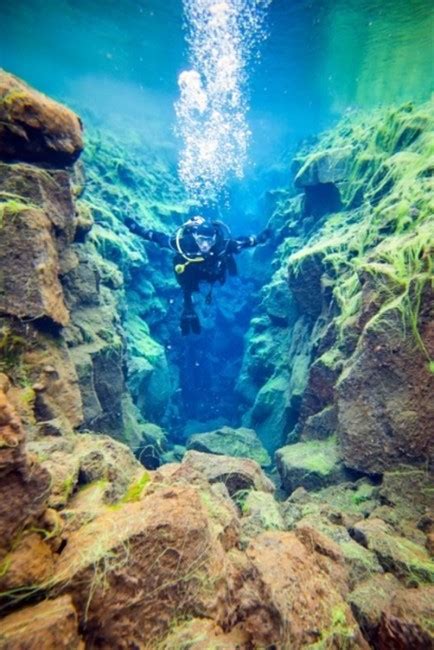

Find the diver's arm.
xmin=124 ymin=218 xmax=172 ymax=248
xmin=227 ymin=228 xmax=271 ymax=253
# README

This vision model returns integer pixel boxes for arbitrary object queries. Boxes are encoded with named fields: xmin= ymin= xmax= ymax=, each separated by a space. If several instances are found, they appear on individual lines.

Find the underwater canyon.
xmin=0 ymin=0 xmax=433 ymax=648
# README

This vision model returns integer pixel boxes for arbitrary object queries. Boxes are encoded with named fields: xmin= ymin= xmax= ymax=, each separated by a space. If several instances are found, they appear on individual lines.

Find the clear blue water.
xmin=2 ymin=0 xmax=433 ymax=165
xmin=1 ymin=0 xmax=433 ymax=438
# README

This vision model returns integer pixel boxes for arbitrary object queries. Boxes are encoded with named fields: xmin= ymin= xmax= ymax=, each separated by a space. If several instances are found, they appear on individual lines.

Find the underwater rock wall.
xmin=0 ymin=70 xmax=86 ymax=437
xmin=0 ymin=70 xmax=177 ymax=464
xmin=241 ymin=100 xmax=434 ymax=480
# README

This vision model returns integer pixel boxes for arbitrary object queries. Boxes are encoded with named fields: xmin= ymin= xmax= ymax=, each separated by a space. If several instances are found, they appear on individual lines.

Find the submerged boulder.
xmin=294 ymin=146 xmax=354 ymax=188
xmin=28 ymin=433 xmax=144 ymax=508
xmin=0 ymin=595 xmax=83 ymax=649
xmin=378 ymin=584 xmax=434 ymax=649
xmin=187 ymin=425 xmax=271 ymax=467
xmin=349 ymin=574 xmax=434 ymax=649
xmin=249 ymin=374 xmax=294 ymax=453
xmin=240 ymin=490 xmax=285 ymax=544
xmin=275 ymin=437 xmax=350 ymax=493
xmin=182 ymin=450 xmax=275 ymax=496
xmin=0 ymin=70 xmax=83 ymax=165
xmin=52 ymin=485 xmax=232 ymax=647
xmin=351 ymin=517 xmax=434 ymax=583
xmin=337 ymin=300 xmax=434 ymax=473
xmin=236 ymin=531 xmax=366 ymax=649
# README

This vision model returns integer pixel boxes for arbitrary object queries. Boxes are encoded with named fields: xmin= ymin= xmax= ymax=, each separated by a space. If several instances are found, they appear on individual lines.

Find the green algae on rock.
xmin=248 ymin=100 xmax=434 ymax=476
xmin=0 ymin=68 xmax=433 ymax=650
xmin=187 ymin=425 xmax=271 ymax=467
xmin=276 ymin=437 xmax=350 ymax=493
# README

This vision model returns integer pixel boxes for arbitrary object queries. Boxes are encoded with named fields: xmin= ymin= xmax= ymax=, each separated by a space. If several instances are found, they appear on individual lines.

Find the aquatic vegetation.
xmin=287 ymin=100 xmax=434 ymax=362
xmin=120 ymin=471 xmax=151 ymax=503
xmin=1 ymin=0 xmax=434 ymax=642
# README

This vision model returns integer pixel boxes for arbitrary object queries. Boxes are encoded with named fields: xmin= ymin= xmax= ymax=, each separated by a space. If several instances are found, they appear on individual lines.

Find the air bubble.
xmin=175 ymin=0 xmax=270 ymax=204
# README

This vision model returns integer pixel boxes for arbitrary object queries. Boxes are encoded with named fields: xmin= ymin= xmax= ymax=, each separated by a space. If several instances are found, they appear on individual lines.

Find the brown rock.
xmin=0 ymin=595 xmax=83 ymax=649
xmin=351 ymin=518 xmax=434 ymax=583
xmin=378 ymin=585 xmax=434 ymax=649
xmin=0 ymin=71 xmax=83 ymax=166
xmin=0 ymin=533 xmax=54 ymax=594
xmin=158 ymin=618 xmax=250 ymax=649
xmin=337 ymin=295 xmax=434 ymax=473
xmin=153 ymin=463 xmax=241 ymax=551
xmin=0 ymin=386 xmax=25 ymax=474
xmin=0 ymin=390 xmax=50 ymax=557
xmin=0 ymin=162 xmax=77 ymax=249
xmin=0 ymin=205 xmax=69 ymax=326
xmin=295 ymin=522 xmax=344 ymax=563
xmin=426 ymin=532 xmax=434 ymax=556
xmin=236 ymin=531 xmax=366 ymax=648
xmin=52 ymin=485 xmax=232 ymax=647
xmin=182 ymin=450 xmax=275 ymax=496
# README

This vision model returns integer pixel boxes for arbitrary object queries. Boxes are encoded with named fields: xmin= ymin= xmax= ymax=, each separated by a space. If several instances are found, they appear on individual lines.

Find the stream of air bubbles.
xmin=175 ymin=0 xmax=270 ymax=204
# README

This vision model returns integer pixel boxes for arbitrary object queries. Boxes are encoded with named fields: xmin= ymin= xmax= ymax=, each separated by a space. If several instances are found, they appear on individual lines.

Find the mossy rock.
xmin=294 ymin=146 xmax=354 ymax=187
xmin=249 ymin=374 xmax=295 ymax=454
xmin=351 ymin=518 xmax=434 ymax=585
xmin=187 ymin=426 xmax=271 ymax=467
xmin=240 ymin=491 xmax=284 ymax=545
xmin=275 ymin=437 xmax=351 ymax=493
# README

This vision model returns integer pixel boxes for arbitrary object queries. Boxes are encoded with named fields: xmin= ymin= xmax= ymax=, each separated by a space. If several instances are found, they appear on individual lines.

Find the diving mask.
xmin=193 ymin=232 xmax=216 ymax=253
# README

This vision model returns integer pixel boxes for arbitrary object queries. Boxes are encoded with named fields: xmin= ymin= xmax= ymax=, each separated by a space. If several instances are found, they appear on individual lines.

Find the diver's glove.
xmin=124 ymin=217 xmax=153 ymax=240
xmin=256 ymin=228 xmax=272 ymax=245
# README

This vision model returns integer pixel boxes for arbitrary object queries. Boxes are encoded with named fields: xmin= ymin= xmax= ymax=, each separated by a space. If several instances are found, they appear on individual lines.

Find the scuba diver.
xmin=125 ymin=215 xmax=271 ymax=335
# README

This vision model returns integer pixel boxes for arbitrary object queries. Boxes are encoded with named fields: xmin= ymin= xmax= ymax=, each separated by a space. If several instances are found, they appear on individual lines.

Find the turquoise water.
xmin=1 ymin=0 xmax=433 ymax=434
xmin=2 ymin=0 xmax=433 ymax=160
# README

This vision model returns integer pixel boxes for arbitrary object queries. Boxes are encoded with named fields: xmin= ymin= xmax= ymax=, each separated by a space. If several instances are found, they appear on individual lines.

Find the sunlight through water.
xmin=175 ymin=0 xmax=271 ymax=204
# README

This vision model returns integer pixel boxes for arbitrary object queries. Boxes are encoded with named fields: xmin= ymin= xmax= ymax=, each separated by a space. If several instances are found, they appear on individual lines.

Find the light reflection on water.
xmin=1 ymin=0 xmax=432 ymax=154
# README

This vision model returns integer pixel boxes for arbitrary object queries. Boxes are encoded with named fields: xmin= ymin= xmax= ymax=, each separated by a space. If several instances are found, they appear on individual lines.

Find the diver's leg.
xmin=180 ymin=289 xmax=201 ymax=335
xmin=181 ymin=290 xmax=192 ymax=335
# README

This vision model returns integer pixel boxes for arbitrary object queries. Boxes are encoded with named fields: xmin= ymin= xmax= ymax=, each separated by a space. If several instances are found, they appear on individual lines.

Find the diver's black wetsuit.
xmin=126 ymin=219 xmax=269 ymax=334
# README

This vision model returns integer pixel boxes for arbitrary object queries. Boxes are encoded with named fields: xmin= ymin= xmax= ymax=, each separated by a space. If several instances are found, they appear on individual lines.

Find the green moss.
xmin=78 ymin=479 xmax=109 ymax=495
xmin=317 ymin=347 xmax=343 ymax=371
xmin=61 ymin=475 xmax=77 ymax=501
xmin=0 ymin=325 xmax=29 ymax=381
xmin=287 ymin=100 xmax=433 ymax=363
xmin=120 ymin=472 xmax=151 ymax=503
xmin=0 ymin=556 xmax=11 ymax=579
xmin=351 ymin=483 xmax=376 ymax=505
xmin=280 ymin=437 xmax=340 ymax=476
xmin=307 ymin=604 xmax=357 ymax=649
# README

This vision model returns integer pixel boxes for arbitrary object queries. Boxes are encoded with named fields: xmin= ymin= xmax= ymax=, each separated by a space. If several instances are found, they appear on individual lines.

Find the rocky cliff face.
xmin=0 ymin=69 xmax=189 ymax=466
xmin=239 ymin=101 xmax=433 ymax=480
xmin=0 ymin=73 xmax=433 ymax=649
